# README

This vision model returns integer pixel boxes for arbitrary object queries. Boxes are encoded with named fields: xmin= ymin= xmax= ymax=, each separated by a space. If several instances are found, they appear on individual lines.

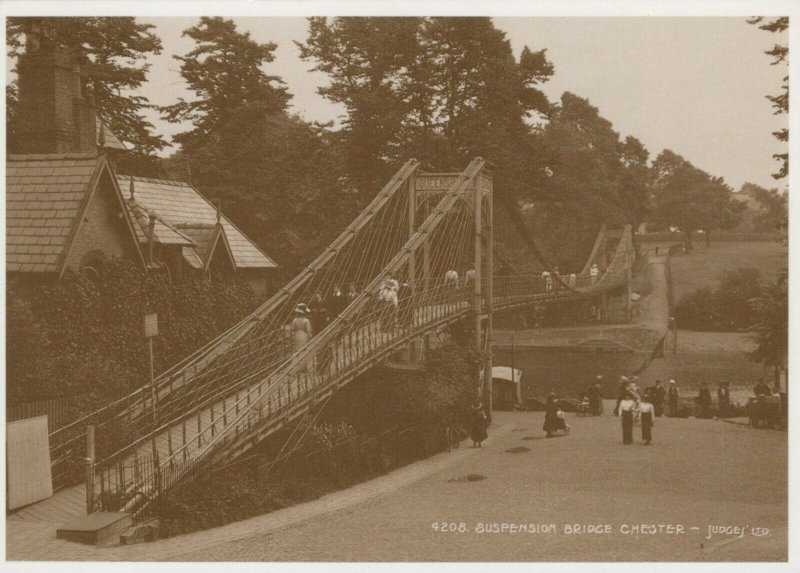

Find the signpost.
xmin=144 ymin=313 xmax=161 ymax=497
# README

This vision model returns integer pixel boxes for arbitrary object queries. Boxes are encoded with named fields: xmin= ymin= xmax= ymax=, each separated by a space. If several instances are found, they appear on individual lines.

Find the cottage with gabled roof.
xmin=7 ymin=27 xmax=277 ymax=296
xmin=7 ymin=152 xmax=146 ymax=278
xmin=119 ymin=175 xmax=277 ymax=295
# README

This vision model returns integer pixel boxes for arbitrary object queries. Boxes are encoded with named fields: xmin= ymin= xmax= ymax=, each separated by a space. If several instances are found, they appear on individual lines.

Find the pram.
xmin=544 ymin=409 xmax=571 ymax=437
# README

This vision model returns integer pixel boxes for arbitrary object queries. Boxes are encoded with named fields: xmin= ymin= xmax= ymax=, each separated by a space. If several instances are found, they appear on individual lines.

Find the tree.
xmin=298 ymin=17 xmax=555 ymax=202
xmin=163 ymin=18 xmax=352 ymax=275
xmin=527 ymin=93 xmax=650 ymax=268
xmin=749 ymin=272 xmax=787 ymax=373
xmin=649 ymin=150 xmax=744 ymax=249
xmin=6 ymin=17 xmax=166 ymax=155
xmin=748 ymin=17 xmax=788 ymax=180
xmin=162 ymin=17 xmax=290 ymax=153
xmin=739 ymin=182 xmax=788 ymax=233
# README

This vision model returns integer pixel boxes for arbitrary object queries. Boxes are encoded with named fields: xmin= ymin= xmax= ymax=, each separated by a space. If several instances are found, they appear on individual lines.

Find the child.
xmin=639 ymin=399 xmax=655 ymax=445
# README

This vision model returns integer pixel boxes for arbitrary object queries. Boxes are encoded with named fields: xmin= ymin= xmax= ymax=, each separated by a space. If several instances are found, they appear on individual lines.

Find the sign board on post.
xmin=144 ymin=313 xmax=158 ymax=338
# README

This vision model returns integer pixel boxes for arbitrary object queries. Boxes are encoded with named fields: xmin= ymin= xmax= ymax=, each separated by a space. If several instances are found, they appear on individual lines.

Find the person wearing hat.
xmin=290 ymin=303 xmax=313 ymax=354
xmin=667 ymin=380 xmax=680 ymax=417
xmin=470 ymin=401 xmax=488 ymax=447
xmin=652 ymin=379 xmax=667 ymax=417
xmin=589 ymin=375 xmax=604 ymax=416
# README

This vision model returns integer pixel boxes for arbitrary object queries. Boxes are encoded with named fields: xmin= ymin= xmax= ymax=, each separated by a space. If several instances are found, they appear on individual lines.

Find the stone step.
xmin=56 ymin=511 xmax=132 ymax=545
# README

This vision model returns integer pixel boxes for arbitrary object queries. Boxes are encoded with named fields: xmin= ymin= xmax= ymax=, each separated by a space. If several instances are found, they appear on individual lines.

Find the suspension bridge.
xmin=9 ymin=158 xmax=635 ymax=532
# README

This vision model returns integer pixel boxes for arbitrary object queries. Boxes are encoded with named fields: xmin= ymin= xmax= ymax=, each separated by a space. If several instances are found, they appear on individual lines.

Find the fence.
xmin=7 ymin=397 xmax=73 ymax=433
xmin=105 ymin=422 xmax=432 ymax=525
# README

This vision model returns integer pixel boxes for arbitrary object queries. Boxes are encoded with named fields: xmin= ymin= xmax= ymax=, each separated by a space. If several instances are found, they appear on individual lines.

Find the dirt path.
xmin=161 ymin=410 xmax=787 ymax=562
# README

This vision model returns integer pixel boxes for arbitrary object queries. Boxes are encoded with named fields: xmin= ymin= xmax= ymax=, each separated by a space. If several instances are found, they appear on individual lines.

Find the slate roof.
xmin=96 ymin=117 xmax=127 ymax=151
xmin=7 ymin=153 xmax=103 ymax=273
xmin=175 ymin=224 xmax=220 ymax=265
xmin=126 ymin=198 xmax=193 ymax=246
xmin=181 ymin=246 xmax=204 ymax=270
xmin=115 ymin=175 xmax=277 ymax=270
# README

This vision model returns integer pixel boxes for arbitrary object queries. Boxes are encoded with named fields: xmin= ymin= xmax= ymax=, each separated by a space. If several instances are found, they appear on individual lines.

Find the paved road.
xmin=163 ymin=408 xmax=787 ymax=562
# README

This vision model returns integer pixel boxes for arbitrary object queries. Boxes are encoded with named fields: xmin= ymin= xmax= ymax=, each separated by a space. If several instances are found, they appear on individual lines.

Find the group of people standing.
xmin=614 ymin=377 xmax=655 ymax=445
xmin=290 ymin=284 xmax=360 ymax=357
xmin=541 ymin=268 xmax=578 ymax=292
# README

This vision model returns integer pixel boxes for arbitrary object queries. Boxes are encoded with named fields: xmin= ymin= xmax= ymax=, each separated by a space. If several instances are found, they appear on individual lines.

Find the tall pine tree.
xmin=6 ymin=17 xmax=166 ymax=156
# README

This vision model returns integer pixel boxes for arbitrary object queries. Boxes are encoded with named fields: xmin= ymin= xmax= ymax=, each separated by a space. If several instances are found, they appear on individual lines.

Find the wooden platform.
xmin=8 ymin=485 xmax=86 ymax=524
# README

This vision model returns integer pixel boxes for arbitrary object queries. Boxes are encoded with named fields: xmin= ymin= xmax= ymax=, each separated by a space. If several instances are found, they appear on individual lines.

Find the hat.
xmin=294 ymin=303 xmax=310 ymax=315
xmin=596 ymin=375 xmax=603 ymax=379
xmin=669 ymin=379 xmax=676 ymax=384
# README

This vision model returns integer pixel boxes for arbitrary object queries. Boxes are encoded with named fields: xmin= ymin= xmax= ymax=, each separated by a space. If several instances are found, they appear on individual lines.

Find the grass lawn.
xmin=665 ymin=240 xmax=786 ymax=302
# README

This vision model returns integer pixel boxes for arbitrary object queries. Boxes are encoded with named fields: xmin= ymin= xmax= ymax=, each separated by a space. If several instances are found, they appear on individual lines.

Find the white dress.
xmin=291 ymin=316 xmax=312 ymax=353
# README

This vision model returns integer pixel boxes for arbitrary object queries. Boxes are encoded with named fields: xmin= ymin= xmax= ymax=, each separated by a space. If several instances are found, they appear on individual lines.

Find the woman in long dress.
xmin=469 ymin=402 xmax=488 ymax=447
xmin=543 ymin=393 xmax=569 ymax=437
xmin=291 ymin=303 xmax=313 ymax=353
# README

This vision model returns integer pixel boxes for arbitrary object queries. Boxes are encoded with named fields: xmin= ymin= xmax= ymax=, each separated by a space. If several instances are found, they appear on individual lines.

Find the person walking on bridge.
xmin=465 ymin=266 xmax=476 ymax=286
xmin=590 ymin=263 xmax=599 ymax=286
xmin=542 ymin=270 xmax=553 ymax=292
xmin=445 ymin=269 xmax=459 ymax=291
xmin=291 ymin=303 xmax=313 ymax=352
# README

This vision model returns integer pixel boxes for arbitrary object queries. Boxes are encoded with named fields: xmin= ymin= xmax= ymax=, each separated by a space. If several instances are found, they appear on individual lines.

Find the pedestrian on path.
xmin=589 ymin=376 xmax=604 ymax=415
xmin=652 ymin=379 xmax=666 ymax=417
xmin=668 ymin=379 xmax=680 ymax=417
xmin=543 ymin=393 xmax=570 ymax=437
xmin=619 ymin=391 xmax=636 ymax=444
xmin=470 ymin=402 xmax=488 ymax=447
xmin=639 ymin=400 xmax=654 ymax=444
xmin=698 ymin=384 xmax=712 ymax=418
xmin=717 ymin=382 xmax=730 ymax=418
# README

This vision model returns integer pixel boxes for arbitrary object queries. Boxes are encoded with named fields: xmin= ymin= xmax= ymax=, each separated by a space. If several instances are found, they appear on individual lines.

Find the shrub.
xmin=675 ymin=266 xmax=763 ymax=331
xmin=6 ymin=259 xmax=259 ymax=411
xmin=156 ymin=343 xmax=478 ymax=537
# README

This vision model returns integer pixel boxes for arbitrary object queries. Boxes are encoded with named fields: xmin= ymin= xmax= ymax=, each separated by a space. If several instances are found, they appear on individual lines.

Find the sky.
xmin=9 ymin=16 xmax=790 ymax=191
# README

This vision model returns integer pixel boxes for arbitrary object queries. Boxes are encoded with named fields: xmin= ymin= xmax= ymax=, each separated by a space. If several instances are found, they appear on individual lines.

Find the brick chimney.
xmin=15 ymin=23 xmax=97 ymax=154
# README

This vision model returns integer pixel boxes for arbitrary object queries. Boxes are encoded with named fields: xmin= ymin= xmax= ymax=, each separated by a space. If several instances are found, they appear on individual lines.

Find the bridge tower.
xmin=412 ymin=165 xmax=494 ymax=418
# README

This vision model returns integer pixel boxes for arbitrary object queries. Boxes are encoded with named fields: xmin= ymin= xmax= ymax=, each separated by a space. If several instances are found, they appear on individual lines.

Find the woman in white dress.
xmin=291 ymin=303 xmax=313 ymax=353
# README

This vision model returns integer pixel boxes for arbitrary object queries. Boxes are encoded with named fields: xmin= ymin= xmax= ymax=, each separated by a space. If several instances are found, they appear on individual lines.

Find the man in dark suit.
xmin=668 ymin=380 xmax=680 ymax=417
xmin=652 ymin=379 xmax=667 ymax=417
xmin=698 ymin=384 xmax=712 ymax=418
xmin=717 ymin=382 xmax=731 ymax=418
